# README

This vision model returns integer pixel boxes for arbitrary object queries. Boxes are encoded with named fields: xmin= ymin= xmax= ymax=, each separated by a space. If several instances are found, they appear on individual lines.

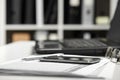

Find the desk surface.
xmin=0 ymin=41 xmax=35 ymax=63
xmin=0 ymin=41 xmax=120 ymax=80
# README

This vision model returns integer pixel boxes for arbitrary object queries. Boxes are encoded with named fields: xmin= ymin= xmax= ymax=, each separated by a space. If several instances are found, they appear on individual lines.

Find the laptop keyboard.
xmin=64 ymin=39 xmax=107 ymax=48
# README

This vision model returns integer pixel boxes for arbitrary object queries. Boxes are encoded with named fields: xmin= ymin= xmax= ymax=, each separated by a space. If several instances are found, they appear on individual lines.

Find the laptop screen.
xmin=107 ymin=0 xmax=120 ymax=44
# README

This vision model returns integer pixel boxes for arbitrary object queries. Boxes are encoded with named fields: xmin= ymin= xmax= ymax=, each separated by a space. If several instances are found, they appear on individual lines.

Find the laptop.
xmin=34 ymin=0 xmax=120 ymax=56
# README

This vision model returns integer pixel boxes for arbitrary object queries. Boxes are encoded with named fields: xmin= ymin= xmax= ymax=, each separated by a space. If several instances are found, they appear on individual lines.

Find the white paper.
xmin=0 ymin=75 xmax=104 ymax=80
xmin=72 ymin=58 xmax=109 ymax=76
xmin=98 ymin=62 xmax=116 ymax=79
xmin=0 ymin=60 xmax=81 ymax=72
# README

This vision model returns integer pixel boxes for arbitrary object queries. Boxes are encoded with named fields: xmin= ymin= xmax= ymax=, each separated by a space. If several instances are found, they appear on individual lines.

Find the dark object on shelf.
xmin=44 ymin=0 xmax=58 ymax=24
xmin=64 ymin=0 xmax=82 ymax=24
xmin=6 ymin=0 xmax=36 ymax=24
xmin=23 ymin=0 xmax=36 ymax=24
xmin=7 ymin=0 xmax=23 ymax=24
xmin=94 ymin=0 xmax=110 ymax=24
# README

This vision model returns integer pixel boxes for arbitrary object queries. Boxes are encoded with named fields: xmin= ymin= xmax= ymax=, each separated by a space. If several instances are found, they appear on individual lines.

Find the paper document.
xmin=72 ymin=58 xmax=109 ymax=76
xmin=0 ymin=60 xmax=82 ymax=72
xmin=0 ymin=75 xmax=105 ymax=80
xmin=0 ymin=54 xmax=107 ymax=80
xmin=98 ymin=62 xmax=116 ymax=79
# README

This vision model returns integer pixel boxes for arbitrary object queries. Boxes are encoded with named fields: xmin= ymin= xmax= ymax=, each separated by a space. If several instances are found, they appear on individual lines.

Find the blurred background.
xmin=0 ymin=0 xmax=118 ymax=45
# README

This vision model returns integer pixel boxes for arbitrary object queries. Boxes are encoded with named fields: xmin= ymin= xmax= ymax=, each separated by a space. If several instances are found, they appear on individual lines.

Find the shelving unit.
xmin=0 ymin=0 xmax=6 ymax=46
xmin=6 ymin=25 xmax=58 ymax=31
xmin=0 ymin=0 xmax=118 ymax=46
xmin=6 ymin=25 xmax=110 ymax=31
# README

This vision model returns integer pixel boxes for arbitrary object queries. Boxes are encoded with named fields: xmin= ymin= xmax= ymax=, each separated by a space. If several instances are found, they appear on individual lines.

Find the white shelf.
xmin=64 ymin=25 xmax=110 ymax=30
xmin=6 ymin=25 xmax=58 ymax=30
xmin=6 ymin=25 xmax=110 ymax=31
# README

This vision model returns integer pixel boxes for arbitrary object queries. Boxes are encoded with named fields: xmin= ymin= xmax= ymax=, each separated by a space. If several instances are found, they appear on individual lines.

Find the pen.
xmin=22 ymin=53 xmax=64 ymax=61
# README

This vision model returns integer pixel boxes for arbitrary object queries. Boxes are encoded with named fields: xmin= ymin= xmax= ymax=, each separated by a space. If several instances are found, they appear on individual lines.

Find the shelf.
xmin=6 ymin=25 xmax=58 ymax=31
xmin=6 ymin=25 xmax=110 ymax=31
xmin=64 ymin=25 xmax=110 ymax=30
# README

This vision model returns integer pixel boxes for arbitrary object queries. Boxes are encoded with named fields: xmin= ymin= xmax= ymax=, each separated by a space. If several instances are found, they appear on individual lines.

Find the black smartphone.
xmin=40 ymin=55 xmax=101 ymax=64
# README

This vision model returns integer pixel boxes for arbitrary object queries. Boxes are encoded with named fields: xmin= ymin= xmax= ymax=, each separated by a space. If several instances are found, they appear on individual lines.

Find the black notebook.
xmin=64 ymin=0 xmax=82 ymax=24
xmin=44 ymin=0 xmax=58 ymax=24
xmin=7 ymin=0 xmax=36 ymax=24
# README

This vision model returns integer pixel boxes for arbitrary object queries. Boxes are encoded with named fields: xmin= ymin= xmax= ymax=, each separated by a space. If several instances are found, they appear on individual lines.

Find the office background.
xmin=0 ymin=0 xmax=118 ymax=46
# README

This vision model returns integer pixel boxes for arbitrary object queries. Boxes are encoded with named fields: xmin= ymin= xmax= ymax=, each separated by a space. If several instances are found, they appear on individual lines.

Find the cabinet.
xmin=0 ymin=0 xmax=118 ymax=46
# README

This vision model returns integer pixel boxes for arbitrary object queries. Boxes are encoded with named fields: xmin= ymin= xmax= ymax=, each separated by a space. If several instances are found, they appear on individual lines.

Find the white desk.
xmin=0 ymin=41 xmax=35 ymax=63
xmin=0 ymin=41 xmax=120 ymax=80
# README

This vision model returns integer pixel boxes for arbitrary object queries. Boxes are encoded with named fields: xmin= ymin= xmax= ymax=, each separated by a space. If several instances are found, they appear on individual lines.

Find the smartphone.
xmin=40 ymin=55 xmax=101 ymax=64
